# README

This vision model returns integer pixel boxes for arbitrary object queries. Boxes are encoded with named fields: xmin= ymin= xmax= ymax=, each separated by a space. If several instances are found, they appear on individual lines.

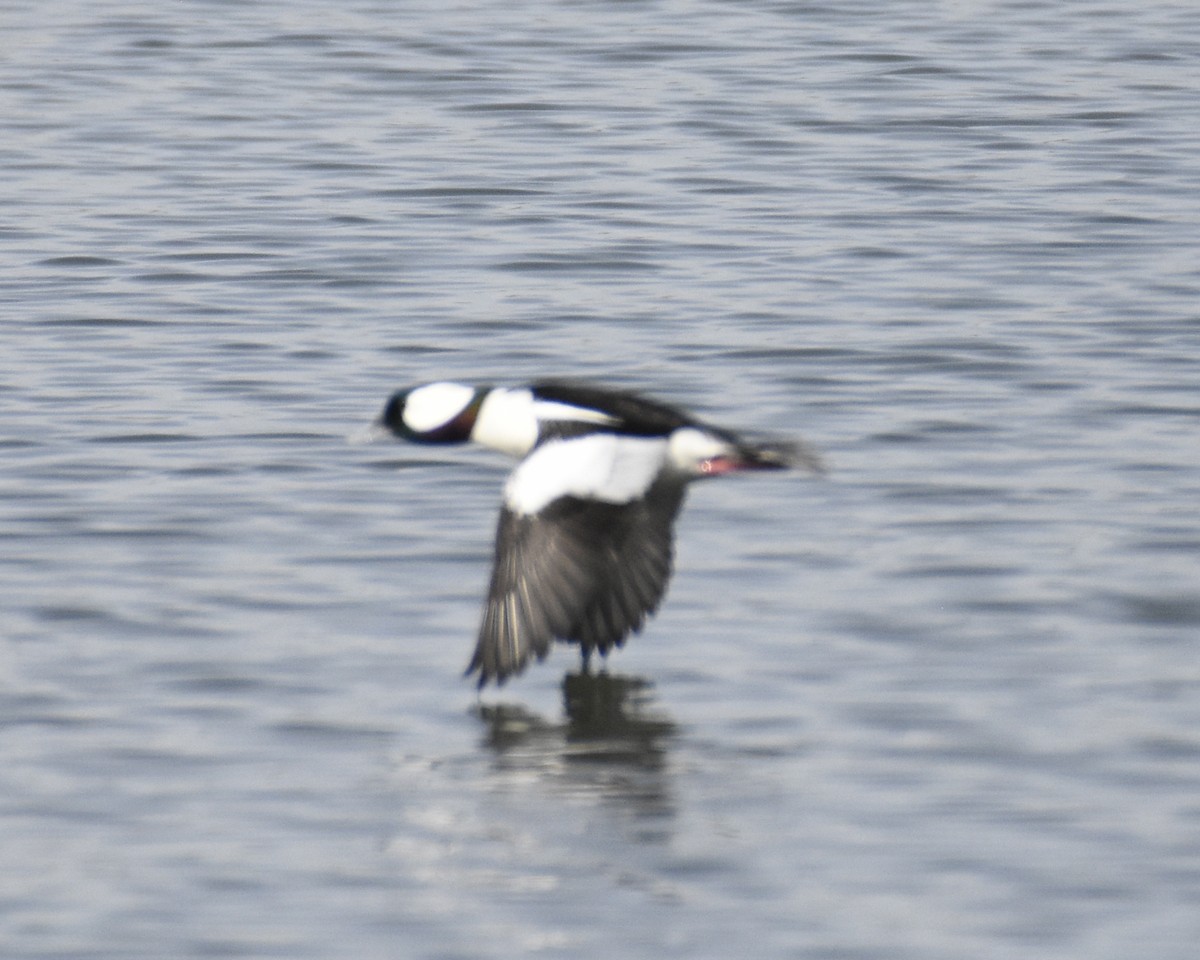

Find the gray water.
xmin=3 ymin=1 xmax=1200 ymax=957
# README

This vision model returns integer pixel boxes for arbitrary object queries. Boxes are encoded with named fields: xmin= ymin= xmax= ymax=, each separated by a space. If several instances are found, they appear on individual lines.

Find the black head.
xmin=380 ymin=382 xmax=486 ymax=444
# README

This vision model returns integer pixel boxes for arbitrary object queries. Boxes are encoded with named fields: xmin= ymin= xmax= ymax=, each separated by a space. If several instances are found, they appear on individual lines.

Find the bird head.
xmin=380 ymin=382 xmax=488 ymax=444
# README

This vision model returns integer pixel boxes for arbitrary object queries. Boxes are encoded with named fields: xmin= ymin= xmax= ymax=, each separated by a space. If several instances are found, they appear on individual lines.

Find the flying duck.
xmin=378 ymin=381 xmax=820 ymax=687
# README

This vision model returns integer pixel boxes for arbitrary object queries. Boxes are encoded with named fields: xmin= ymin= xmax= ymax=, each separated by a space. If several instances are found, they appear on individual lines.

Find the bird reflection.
xmin=475 ymin=671 xmax=677 ymax=826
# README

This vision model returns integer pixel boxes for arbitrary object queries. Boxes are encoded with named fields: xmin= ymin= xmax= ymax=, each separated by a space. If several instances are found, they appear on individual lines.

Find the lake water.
xmin=3 ymin=1 xmax=1199 ymax=957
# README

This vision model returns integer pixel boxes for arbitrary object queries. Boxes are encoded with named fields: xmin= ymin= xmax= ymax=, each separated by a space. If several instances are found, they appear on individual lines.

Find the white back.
xmin=504 ymin=434 xmax=669 ymax=516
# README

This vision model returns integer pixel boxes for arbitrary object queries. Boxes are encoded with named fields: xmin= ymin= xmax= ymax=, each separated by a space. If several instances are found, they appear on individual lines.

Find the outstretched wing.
xmin=466 ymin=482 xmax=685 ymax=687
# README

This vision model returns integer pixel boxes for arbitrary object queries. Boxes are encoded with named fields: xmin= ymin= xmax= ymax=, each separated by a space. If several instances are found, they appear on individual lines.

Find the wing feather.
xmin=466 ymin=481 xmax=686 ymax=686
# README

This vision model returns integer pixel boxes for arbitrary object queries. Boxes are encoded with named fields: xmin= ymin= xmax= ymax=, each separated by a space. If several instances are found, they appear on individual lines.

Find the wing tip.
xmin=464 ymin=632 xmax=548 ymax=689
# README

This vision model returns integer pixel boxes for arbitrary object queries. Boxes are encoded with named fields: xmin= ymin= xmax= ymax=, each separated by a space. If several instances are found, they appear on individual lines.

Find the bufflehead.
xmin=379 ymin=381 xmax=821 ymax=687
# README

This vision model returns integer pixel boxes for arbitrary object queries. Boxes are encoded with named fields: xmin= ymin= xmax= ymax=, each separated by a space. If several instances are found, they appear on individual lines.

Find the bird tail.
xmin=734 ymin=438 xmax=825 ymax=474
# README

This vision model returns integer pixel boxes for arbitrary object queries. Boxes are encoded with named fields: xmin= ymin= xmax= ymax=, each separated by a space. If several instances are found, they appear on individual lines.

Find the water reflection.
xmin=476 ymin=672 xmax=678 ymax=826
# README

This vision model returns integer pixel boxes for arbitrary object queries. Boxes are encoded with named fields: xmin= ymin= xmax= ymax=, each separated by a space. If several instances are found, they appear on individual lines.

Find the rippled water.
xmin=3 ymin=2 xmax=1200 ymax=958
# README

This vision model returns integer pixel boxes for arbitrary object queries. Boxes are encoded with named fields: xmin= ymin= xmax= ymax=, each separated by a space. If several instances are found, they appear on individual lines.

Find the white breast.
xmin=471 ymin=388 xmax=540 ymax=457
xmin=472 ymin=388 xmax=621 ymax=459
xmin=504 ymin=434 xmax=669 ymax=516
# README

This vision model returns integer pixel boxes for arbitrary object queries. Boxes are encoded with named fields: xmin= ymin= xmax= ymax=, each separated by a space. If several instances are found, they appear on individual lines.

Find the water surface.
xmin=3 ymin=2 xmax=1200 ymax=958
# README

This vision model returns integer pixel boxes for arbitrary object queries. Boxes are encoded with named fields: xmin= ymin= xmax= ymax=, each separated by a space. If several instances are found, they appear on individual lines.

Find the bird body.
xmin=380 ymin=381 xmax=818 ymax=686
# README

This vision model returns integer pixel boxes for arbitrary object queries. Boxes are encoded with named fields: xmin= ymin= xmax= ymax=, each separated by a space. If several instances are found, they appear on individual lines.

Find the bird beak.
xmin=346 ymin=418 xmax=391 ymax=445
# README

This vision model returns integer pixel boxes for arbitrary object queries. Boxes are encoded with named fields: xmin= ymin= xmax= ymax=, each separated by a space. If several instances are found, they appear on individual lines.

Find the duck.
xmin=378 ymin=380 xmax=821 ymax=687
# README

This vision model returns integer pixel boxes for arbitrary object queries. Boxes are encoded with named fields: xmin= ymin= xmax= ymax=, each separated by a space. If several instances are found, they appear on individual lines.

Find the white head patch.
xmin=668 ymin=427 xmax=734 ymax=473
xmin=504 ymin=434 xmax=669 ymax=515
xmin=403 ymin=382 xmax=477 ymax=433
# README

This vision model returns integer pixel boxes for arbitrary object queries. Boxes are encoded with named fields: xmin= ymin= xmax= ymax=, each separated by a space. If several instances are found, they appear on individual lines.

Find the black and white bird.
xmin=378 ymin=381 xmax=821 ymax=687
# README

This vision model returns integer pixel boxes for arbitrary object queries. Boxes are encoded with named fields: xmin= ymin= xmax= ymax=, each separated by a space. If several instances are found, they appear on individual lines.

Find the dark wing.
xmin=466 ymin=481 xmax=686 ymax=687
xmin=530 ymin=381 xmax=693 ymax=437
